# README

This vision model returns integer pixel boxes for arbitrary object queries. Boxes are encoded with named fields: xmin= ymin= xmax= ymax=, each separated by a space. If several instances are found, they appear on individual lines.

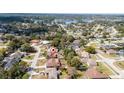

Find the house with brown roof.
xmin=47 ymin=47 xmax=58 ymax=58
xmin=30 ymin=40 xmax=40 ymax=46
xmin=46 ymin=58 xmax=61 ymax=68
xmin=45 ymin=47 xmax=61 ymax=79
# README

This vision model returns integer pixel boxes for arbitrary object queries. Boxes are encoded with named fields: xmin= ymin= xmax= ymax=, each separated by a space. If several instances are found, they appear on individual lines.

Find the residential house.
xmin=30 ymin=40 xmax=40 ymax=46
xmin=46 ymin=47 xmax=61 ymax=79
xmin=106 ymin=49 xmax=117 ymax=55
xmin=117 ymin=50 xmax=124 ymax=56
xmin=41 ymin=40 xmax=50 ymax=45
xmin=101 ymin=44 xmax=118 ymax=50
xmin=3 ymin=52 xmax=24 ymax=70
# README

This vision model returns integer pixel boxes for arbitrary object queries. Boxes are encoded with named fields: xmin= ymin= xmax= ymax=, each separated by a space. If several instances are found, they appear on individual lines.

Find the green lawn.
xmin=114 ymin=61 xmax=124 ymax=69
xmin=91 ymin=54 xmax=97 ymax=60
xmin=32 ymin=75 xmax=47 ymax=79
xmin=90 ymin=43 xmax=98 ymax=48
xmin=34 ymin=68 xmax=45 ymax=73
xmin=60 ymin=70 xmax=68 ymax=79
xmin=76 ymin=70 xmax=84 ymax=79
xmin=36 ymin=59 xmax=46 ymax=66
xmin=0 ymin=43 xmax=5 ymax=46
xmin=101 ymin=53 xmax=117 ymax=59
xmin=23 ymin=55 xmax=34 ymax=60
xmin=22 ymin=73 xmax=30 ymax=79
xmin=96 ymin=62 xmax=113 ymax=75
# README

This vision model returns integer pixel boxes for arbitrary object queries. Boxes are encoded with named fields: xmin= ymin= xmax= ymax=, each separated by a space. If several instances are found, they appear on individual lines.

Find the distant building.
xmin=101 ymin=44 xmax=118 ymax=50
xmin=106 ymin=49 xmax=116 ymax=55
xmin=41 ymin=40 xmax=50 ymax=45
xmin=30 ymin=40 xmax=40 ymax=46
xmin=117 ymin=50 xmax=124 ymax=56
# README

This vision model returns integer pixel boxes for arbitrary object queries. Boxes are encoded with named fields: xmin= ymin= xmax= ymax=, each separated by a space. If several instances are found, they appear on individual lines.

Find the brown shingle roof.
xmin=30 ymin=40 xmax=39 ymax=43
xmin=46 ymin=58 xmax=61 ymax=68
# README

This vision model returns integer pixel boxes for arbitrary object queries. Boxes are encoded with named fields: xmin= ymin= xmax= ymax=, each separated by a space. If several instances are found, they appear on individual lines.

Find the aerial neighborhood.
xmin=0 ymin=14 xmax=124 ymax=79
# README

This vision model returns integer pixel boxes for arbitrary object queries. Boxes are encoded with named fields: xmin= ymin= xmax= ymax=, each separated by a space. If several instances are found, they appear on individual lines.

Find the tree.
xmin=0 ymin=48 xmax=6 ymax=61
xmin=0 ymin=53 xmax=4 ymax=61
xmin=85 ymin=46 xmax=96 ymax=54
xmin=80 ymin=39 xmax=87 ymax=47
xmin=4 ymin=34 xmax=15 ymax=40
xmin=20 ymin=43 xmax=36 ymax=53
xmin=66 ymin=50 xmax=77 ymax=61
xmin=97 ymin=28 xmax=103 ymax=32
xmin=64 ymin=48 xmax=77 ymax=60
xmin=56 ymin=32 xmax=62 ymax=39
xmin=7 ymin=38 xmax=24 ymax=52
xmin=67 ymin=56 xmax=88 ymax=71
xmin=51 ymin=38 xmax=60 ymax=47
xmin=69 ymin=57 xmax=82 ymax=69
xmin=8 ymin=61 xmax=29 ymax=79
xmin=0 ymin=64 xmax=5 ymax=79
xmin=67 ymin=35 xmax=75 ymax=43
xmin=8 ymin=41 xmax=16 ymax=49
xmin=30 ymin=34 xmax=40 ymax=40
xmin=100 ymin=40 xmax=104 ymax=44
xmin=60 ymin=38 xmax=66 ymax=49
xmin=22 ymin=73 xmax=30 ymax=79
xmin=103 ymin=32 xmax=109 ymax=38
xmin=0 ymin=61 xmax=29 ymax=79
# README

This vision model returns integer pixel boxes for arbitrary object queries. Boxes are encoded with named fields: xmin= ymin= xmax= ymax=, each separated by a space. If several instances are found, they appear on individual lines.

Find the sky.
xmin=0 ymin=0 xmax=124 ymax=13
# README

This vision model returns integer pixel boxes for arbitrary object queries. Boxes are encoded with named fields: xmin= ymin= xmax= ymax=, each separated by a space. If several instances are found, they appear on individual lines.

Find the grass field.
xmin=23 ymin=55 xmax=35 ymax=60
xmin=101 ymin=53 xmax=117 ymax=59
xmin=90 ymin=43 xmax=98 ymax=48
xmin=22 ymin=73 xmax=30 ymax=79
xmin=34 ymin=68 xmax=45 ymax=73
xmin=32 ymin=75 xmax=47 ymax=79
xmin=60 ymin=68 xmax=68 ymax=79
xmin=91 ymin=54 xmax=97 ymax=60
xmin=114 ymin=61 xmax=124 ymax=69
xmin=36 ymin=59 xmax=46 ymax=66
xmin=96 ymin=62 xmax=113 ymax=75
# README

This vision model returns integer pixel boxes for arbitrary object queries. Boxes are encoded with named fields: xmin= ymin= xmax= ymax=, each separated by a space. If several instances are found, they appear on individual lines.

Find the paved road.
xmin=97 ymin=53 xmax=124 ymax=79
xmin=29 ymin=45 xmax=41 ymax=79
